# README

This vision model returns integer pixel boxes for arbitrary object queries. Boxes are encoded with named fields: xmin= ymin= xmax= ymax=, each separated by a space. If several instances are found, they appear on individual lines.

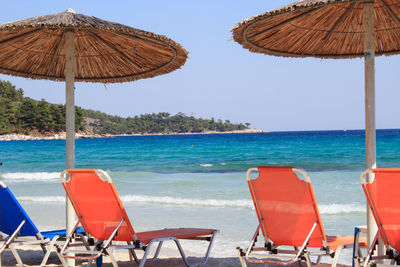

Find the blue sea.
xmin=1 ymin=129 xmax=400 ymax=259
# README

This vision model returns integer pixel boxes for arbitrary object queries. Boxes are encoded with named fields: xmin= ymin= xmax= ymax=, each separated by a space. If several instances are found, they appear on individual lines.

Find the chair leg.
xmin=9 ymin=245 xmax=23 ymax=267
xmin=114 ymin=232 xmax=216 ymax=267
xmin=106 ymin=248 xmax=119 ymax=267
xmin=85 ymin=241 xmax=103 ymax=267
xmin=138 ymin=242 xmax=154 ymax=267
xmin=76 ymin=234 xmax=89 ymax=250
xmin=86 ymin=244 xmax=97 ymax=267
xmin=363 ymin=230 xmax=380 ymax=267
xmin=40 ymin=243 xmax=47 ymax=254
xmin=40 ymin=246 xmax=52 ymax=266
xmin=95 ymin=253 xmax=103 ymax=267
xmin=153 ymin=241 xmax=163 ymax=259
xmin=332 ymin=245 xmax=344 ymax=267
xmin=0 ymin=221 xmax=25 ymax=267
xmin=95 ymin=241 xmax=103 ymax=267
xmin=136 ymin=238 xmax=183 ymax=267
xmin=304 ymin=252 xmax=312 ymax=267
xmin=57 ymin=252 xmax=68 ymax=267
xmin=128 ymin=247 xmax=140 ymax=264
xmin=126 ymin=242 xmax=134 ymax=262
xmin=173 ymin=237 xmax=215 ymax=267
xmin=174 ymin=239 xmax=190 ymax=266
xmin=236 ymin=247 xmax=248 ymax=267
xmin=40 ymin=236 xmax=60 ymax=267
xmin=354 ymin=248 xmax=363 ymax=267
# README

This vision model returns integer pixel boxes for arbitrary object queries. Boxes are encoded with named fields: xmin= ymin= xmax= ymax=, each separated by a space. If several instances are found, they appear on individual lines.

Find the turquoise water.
xmin=1 ymin=130 xmax=400 ymax=258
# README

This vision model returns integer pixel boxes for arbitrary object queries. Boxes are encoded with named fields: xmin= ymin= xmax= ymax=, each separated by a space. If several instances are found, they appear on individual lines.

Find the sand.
xmin=0 ymin=243 xmax=241 ymax=267
xmin=0 ymin=245 xmax=336 ymax=267
xmin=0 ymin=246 xmax=245 ymax=266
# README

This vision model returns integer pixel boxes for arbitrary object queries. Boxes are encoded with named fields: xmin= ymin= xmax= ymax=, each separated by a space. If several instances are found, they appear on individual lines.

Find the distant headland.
xmin=0 ymin=80 xmax=265 ymax=141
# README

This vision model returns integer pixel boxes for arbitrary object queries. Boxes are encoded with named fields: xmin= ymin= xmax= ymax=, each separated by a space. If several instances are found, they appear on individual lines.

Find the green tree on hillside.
xmin=0 ymin=79 xmax=250 ymax=135
xmin=0 ymin=80 xmax=85 ymax=134
xmin=18 ymin=98 xmax=36 ymax=133
xmin=0 ymin=81 xmax=23 ymax=102
xmin=83 ymin=110 xmax=251 ymax=135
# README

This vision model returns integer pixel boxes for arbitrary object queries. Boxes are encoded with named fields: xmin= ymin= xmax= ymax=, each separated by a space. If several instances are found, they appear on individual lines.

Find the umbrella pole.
xmin=65 ymin=30 xmax=76 ymax=267
xmin=364 ymin=1 xmax=380 ymax=252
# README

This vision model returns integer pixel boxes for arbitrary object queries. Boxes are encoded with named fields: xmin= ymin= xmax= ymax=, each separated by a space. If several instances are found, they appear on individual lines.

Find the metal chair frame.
xmin=237 ymin=167 xmax=358 ymax=267
xmin=0 ymin=181 xmax=87 ymax=267
xmin=354 ymin=169 xmax=400 ymax=267
xmin=60 ymin=169 xmax=218 ymax=267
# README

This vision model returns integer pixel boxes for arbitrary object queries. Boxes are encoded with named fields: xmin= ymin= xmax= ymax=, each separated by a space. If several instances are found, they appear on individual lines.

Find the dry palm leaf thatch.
xmin=0 ymin=9 xmax=188 ymax=83
xmin=232 ymin=0 xmax=400 ymax=59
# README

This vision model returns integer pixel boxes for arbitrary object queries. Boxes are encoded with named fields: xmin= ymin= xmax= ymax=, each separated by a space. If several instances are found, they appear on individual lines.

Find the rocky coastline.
xmin=0 ymin=128 xmax=266 ymax=141
xmin=0 ymin=132 xmax=112 ymax=141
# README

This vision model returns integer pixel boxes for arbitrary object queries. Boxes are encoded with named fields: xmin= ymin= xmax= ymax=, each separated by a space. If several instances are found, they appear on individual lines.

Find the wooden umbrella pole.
xmin=364 ymin=0 xmax=378 ymax=249
xmin=65 ymin=30 xmax=76 ymax=267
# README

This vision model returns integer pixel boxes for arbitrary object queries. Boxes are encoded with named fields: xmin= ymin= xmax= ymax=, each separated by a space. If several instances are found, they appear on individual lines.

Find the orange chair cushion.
xmin=326 ymin=235 xmax=367 ymax=251
xmin=136 ymin=228 xmax=215 ymax=244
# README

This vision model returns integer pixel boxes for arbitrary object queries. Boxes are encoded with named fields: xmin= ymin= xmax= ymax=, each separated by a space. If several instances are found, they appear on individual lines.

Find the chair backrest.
xmin=247 ymin=166 xmax=327 ymax=248
xmin=0 ymin=181 xmax=40 ymax=237
xmin=61 ymin=169 xmax=136 ymax=241
xmin=361 ymin=168 xmax=400 ymax=252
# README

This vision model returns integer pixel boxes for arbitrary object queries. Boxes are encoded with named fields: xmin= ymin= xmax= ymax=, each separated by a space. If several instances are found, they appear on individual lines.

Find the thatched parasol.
xmin=232 ymin=0 xmax=398 ymax=247
xmin=0 ymin=9 xmax=188 ymax=263
xmin=0 ymin=8 xmax=188 ymax=83
xmin=232 ymin=0 xmax=400 ymax=58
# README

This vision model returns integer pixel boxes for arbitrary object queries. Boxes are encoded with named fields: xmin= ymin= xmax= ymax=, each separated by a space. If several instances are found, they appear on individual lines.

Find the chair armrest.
xmin=355 ymin=226 xmax=367 ymax=234
xmin=353 ymin=226 xmax=367 ymax=267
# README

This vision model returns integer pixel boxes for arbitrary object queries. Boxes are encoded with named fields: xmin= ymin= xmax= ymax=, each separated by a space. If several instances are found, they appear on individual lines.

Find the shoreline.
xmin=0 ymin=129 xmax=267 ymax=141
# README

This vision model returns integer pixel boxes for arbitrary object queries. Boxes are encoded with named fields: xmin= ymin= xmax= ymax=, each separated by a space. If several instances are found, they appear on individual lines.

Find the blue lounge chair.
xmin=0 ymin=181 xmax=85 ymax=267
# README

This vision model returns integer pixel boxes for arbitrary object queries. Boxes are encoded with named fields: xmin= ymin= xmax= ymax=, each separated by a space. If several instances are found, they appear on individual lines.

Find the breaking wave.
xmin=15 ymin=194 xmax=365 ymax=214
xmin=200 ymin=164 xmax=213 ymax=167
xmin=17 ymin=194 xmax=252 ymax=208
xmin=120 ymin=195 xmax=253 ymax=208
xmin=17 ymin=196 xmax=65 ymax=203
xmin=318 ymin=203 xmax=364 ymax=214
xmin=1 ymin=172 xmax=59 ymax=181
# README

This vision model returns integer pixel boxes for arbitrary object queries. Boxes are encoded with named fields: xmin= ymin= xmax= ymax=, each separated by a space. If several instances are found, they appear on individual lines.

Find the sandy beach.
xmin=0 ymin=245 xmax=337 ymax=267
xmin=0 ymin=245 xmax=251 ymax=267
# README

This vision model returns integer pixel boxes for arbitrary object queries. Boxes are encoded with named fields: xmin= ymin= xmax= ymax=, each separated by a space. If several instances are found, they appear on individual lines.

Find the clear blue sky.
xmin=1 ymin=1 xmax=399 ymax=131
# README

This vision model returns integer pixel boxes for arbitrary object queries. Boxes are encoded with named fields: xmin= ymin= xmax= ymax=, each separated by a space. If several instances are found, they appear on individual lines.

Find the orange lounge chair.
xmin=355 ymin=168 xmax=400 ymax=267
xmin=237 ymin=166 xmax=367 ymax=267
xmin=59 ymin=169 xmax=218 ymax=267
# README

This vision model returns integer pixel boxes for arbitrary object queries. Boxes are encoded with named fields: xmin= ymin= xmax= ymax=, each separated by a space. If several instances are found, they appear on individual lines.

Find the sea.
xmin=1 ymin=129 xmax=400 ymax=262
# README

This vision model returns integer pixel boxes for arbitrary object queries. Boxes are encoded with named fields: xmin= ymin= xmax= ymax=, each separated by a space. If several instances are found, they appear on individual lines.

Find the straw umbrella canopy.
xmin=232 ymin=0 xmax=400 ymax=58
xmin=0 ymin=8 xmax=188 ymax=259
xmin=232 ymin=0 xmax=399 ymax=246
xmin=0 ymin=8 xmax=188 ymax=82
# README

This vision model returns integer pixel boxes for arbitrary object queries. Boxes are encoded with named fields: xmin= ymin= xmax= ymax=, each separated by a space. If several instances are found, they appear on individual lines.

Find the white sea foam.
xmin=318 ymin=203 xmax=364 ymax=214
xmin=15 ymin=194 xmax=252 ymax=208
xmin=15 ymin=194 xmax=365 ymax=214
xmin=120 ymin=195 xmax=253 ymax=209
xmin=17 ymin=196 xmax=65 ymax=203
xmin=1 ymin=172 xmax=59 ymax=181
xmin=200 ymin=164 xmax=213 ymax=167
